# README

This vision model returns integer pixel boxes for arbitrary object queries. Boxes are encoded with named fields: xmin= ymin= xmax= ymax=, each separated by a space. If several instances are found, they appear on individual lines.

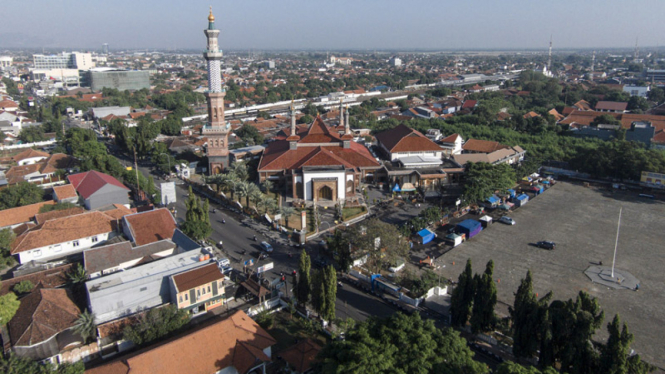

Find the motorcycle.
xmin=222 ymin=219 xmax=226 ymax=224
xmin=253 ymin=236 xmax=258 ymax=242
xmin=288 ymin=252 xmax=293 ymax=258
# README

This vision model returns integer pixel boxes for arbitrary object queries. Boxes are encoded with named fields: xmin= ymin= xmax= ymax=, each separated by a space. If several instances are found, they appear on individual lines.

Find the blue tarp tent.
xmin=514 ymin=194 xmax=529 ymax=207
xmin=392 ymin=184 xmax=401 ymax=192
xmin=507 ymin=189 xmax=516 ymax=197
xmin=417 ymin=228 xmax=436 ymax=244
xmin=456 ymin=219 xmax=483 ymax=239
xmin=487 ymin=195 xmax=500 ymax=204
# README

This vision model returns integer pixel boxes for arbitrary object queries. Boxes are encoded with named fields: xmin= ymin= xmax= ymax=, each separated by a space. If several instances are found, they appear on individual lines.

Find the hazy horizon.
xmin=2 ymin=0 xmax=663 ymax=51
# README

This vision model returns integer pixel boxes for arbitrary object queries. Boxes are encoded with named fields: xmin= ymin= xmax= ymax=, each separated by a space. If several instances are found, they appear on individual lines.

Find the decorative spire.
xmin=345 ymin=104 xmax=351 ymax=135
xmin=208 ymin=6 xmax=215 ymax=22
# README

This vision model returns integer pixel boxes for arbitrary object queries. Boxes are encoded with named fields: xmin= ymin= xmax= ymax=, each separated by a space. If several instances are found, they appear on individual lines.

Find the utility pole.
xmin=611 ymin=207 xmax=622 ymax=278
xmin=547 ymin=35 xmax=552 ymax=73
xmin=134 ymin=146 xmax=141 ymax=201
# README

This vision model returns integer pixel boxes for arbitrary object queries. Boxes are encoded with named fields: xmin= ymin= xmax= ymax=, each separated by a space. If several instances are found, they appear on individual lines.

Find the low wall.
xmin=246 ymin=297 xmax=287 ymax=317
xmin=0 ymin=140 xmax=57 ymax=150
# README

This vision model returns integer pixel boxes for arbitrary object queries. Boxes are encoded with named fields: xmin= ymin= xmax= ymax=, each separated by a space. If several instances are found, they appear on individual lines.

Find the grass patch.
xmin=342 ymin=206 xmax=367 ymax=221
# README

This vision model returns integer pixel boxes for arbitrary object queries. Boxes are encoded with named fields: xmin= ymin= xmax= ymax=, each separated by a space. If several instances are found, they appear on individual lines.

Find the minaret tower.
xmin=202 ymin=7 xmax=229 ymax=175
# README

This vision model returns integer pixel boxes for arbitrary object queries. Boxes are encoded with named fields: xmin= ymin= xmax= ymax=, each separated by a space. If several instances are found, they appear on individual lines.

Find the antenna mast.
xmin=548 ymin=35 xmax=552 ymax=72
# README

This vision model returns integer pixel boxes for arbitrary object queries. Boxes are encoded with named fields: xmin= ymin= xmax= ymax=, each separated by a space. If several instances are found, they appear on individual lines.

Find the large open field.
xmin=438 ymin=181 xmax=665 ymax=368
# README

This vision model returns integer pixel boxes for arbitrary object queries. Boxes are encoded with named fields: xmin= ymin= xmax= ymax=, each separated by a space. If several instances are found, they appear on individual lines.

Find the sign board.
xmin=641 ymin=171 xmax=665 ymax=189
xmin=456 ymin=199 xmax=461 ymax=206
xmin=244 ymin=259 xmax=254 ymax=266
xmin=160 ymin=182 xmax=176 ymax=205
xmin=256 ymin=262 xmax=274 ymax=274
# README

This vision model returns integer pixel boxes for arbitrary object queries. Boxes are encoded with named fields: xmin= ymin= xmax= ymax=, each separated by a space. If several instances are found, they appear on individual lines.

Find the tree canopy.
xmin=315 ymin=312 xmax=488 ymax=374
xmin=0 ymin=182 xmax=45 ymax=210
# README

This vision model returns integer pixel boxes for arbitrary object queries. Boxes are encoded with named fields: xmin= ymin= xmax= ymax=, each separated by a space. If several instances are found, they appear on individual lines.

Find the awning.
xmin=392 ymin=183 xmax=401 ymax=192
xmin=401 ymin=183 xmax=416 ymax=192
xmin=487 ymin=195 xmax=500 ymax=204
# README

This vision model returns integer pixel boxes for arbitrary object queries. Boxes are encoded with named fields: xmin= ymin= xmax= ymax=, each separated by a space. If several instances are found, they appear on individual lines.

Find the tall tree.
xmin=471 ymin=260 xmax=497 ymax=334
xmin=0 ymin=182 xmax=45 ymax=209
xmin=451 ymin=259 xmax=475 ymax=328
xmin=0 ymin=291 xmax=20 ymax=325
xmin=321 ymin=265 xmax=337 ymax=322
xmin=310 ymin=269 xmax=325 ymax=316
xmin=511 ymin=270 xmax=540 ymax=358
xmin=295 ymin=248 xmax=311 ymax=306
xmin=348 ymin=218 xmax=408 ymax=274
xmin=315 ymin=312 xmax=488 ymax=374
xmin=73 ymin=309 xmax=97 ymax=344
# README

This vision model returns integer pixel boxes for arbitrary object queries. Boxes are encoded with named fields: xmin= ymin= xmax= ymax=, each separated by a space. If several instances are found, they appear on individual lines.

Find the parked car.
xmin=217 ymin=258 xmax=230 ymax=268
xmin=536 ymin=241 xmax=556 ymax=250
xmin=220 ymin=265 xmax=232 ymax=275
xmin=499 ymin=216 xmax=516 ymax=225
xmin=260 ymin=241 xmax=273 ymax=253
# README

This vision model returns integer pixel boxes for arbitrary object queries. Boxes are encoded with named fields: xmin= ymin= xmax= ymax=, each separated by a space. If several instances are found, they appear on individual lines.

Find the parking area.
xmin=437 ymin=181 xmax=665 ymax=368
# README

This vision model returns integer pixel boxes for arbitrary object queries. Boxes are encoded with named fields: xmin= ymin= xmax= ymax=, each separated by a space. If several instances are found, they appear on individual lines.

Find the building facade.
xmin=171 ymin=263 xmax=225 ymax=314
xmin=88 ymin=70 xmax=150 ymax=91
xmin=201 ymin=8 xmax=230 ymax=174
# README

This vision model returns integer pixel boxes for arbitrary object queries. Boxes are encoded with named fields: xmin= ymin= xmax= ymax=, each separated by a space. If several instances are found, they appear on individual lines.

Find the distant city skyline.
xmin=2 ymin=0 xmax=663 ymax=51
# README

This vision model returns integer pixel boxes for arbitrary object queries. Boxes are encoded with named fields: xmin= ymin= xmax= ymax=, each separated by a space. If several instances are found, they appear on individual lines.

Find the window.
xmin=91 ymin=236 xmax=98 ymax=243
xmin=179 ymin=295 xmax=183 ymax=303
xmin=72 ymin=241 xmax=80 ymax=247
xmin=202 ymin=287 xmax=206 ymax=295
xmin=139 ymin=287 xmax=147 ymax=292
xmin=33 ymin=249 xmax=42 ymax=258
xmin=207 ymin=286 xmax=211 ymax=293
xmin=185 ymin=294 xmax=188 ymax=301
xmin=197 ymin=290 xmax=200 ymax=297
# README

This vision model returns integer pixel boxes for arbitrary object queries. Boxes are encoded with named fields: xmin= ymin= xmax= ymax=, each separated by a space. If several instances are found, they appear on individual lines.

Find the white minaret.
xmin=591 ymin=51 xmax=596 ymax=74
xmin=339 ymin=98 xmax=344 ymax=129
xmin=201 ymin=7 xmax=229 ymax=174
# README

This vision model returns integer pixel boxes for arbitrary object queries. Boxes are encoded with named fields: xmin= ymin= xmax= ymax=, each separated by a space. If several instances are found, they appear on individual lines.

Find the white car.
xmin=499 ymin=216 xmax=516 ymax=225
xmin=217 ymin=258 xmax=230 ymax=267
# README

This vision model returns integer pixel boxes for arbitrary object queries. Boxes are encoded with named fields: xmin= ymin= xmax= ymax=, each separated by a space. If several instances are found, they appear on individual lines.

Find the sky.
xmin=2 ymin=0 xmax=663 ymax=51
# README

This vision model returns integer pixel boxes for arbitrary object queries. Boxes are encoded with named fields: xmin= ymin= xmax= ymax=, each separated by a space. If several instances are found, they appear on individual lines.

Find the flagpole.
xmin=611 ymin=207 xmax=622 ymax=278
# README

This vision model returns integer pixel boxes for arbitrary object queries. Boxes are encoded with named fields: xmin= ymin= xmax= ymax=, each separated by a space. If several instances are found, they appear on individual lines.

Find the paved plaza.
xmin=437 ymin=181 xmax=665 ymax=367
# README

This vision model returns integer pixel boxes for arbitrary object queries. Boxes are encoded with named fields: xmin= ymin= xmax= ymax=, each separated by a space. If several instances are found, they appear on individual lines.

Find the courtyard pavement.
xmin=436 ymin=181 xmax=665 ymax=368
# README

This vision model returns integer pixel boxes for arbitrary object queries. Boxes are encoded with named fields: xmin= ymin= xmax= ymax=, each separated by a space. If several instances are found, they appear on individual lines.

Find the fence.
xmin=0 ymin=140 xmax=57 ymax=151
xmin=246 ymin=296 xmax=287 ymax=317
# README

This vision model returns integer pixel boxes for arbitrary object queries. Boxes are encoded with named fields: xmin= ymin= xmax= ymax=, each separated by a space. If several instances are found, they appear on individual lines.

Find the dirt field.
xmin=438 ymin=181 xmax=665 ymax=368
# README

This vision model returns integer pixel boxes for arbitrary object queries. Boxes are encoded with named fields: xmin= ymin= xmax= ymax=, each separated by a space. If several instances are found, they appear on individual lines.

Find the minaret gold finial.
xmin=208 ymin=6 xmax=215 ymax=22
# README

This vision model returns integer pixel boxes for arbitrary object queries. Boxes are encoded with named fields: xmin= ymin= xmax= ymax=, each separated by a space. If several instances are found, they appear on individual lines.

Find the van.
xmin=260 ymin=241 xmax=273 ymax=253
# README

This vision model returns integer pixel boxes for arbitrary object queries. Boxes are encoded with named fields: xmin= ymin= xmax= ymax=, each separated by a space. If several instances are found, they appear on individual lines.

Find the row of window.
xmin=32 ymin=236 xmax=101 ymax=258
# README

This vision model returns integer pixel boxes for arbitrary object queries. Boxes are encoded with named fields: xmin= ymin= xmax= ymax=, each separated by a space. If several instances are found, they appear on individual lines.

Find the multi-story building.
xmin=171 ymin=263 xmax=225 ymax=314
xmin=32 ymin=52 xmax=94 ymax=70
xmin=87 ymin=69 xmax=150 ymax=91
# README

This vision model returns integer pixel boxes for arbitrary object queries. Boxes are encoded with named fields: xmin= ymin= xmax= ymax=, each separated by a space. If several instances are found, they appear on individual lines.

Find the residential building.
xmin=281 ymin=339 xmax=323 ymax=374
xmin=10 ymin=207 xmax=130 ymax=264
xmin=86 ymin=310 xmax=276 ymax=374
xmin=258 ymin=108 xmax=380 ymax=203
xmin=4 ymin=153 xmax=78 ymax=185
xmin=67 ymin=170 xmax=130 ymax=209
xmin=33 ymin=52 xmax=93 ymax=70
xmin=623 ymin=85 xmax=650 ymax=98
xmin=595 ymin=101 xmax=628 ymax=113
xmin=375 ymin=124 xmax=444 ymax=161
xmin=0 ymin=56 xmax=12 ymax=68
xmin=171 ymin=263 xmax=225 ymax=313
xmin=439 ymin=133 xmax=464 ymax=156
xmin=85 ymin=249 xmax=211 ymax=324
xmin=90 ymin=106 xmax=131 ymax=119
xmin=0 ymin=201 xmax=55 ymax=229
xmin=453 ymin=139 xmax=525 ymax=166
xmin=7 ymin=288 xmax=82 ymax=363
xmin=389 ymin=57 xmax=402 ymax=67
xmin=12 ymin=148 xmax=49 ymax=165
xmin=645 ymin=69 xmax=665 ymax=83
xmin=84 ymin=240 xmax=177 ymax=279
xmin=52 ymin=184 xmax=79 ymax=204
xmin=121 ymin=208 xmax=177 ymax=246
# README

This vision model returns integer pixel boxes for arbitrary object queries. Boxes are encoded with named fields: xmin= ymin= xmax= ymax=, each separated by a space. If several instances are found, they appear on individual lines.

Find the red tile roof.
xmin=0 ymin=201 xmax=55 ymax=228
xmin=595 ymin=101 xmax=628 ymax=112
xmin=53 ymin=184 xmax=78 ymax=200
xmin=440 ymin=133 xmax=460 ymax=143
xmin=86 ymin=311 xmax=276 ymax=374
xmin=172 ymin=263 xmax=224 ymax=292
xmin=461 ymin=100 xmax=477 ymax=109
xmin=462 ymin=139 xmax=508 ymax=153
xmin=8 ymin=288 xmax=80 ymax=347
xmin=123 ymin=208 xmax=176 ymax=246
xmin=375 ymin=124 xmax=442 ymax=153
xmin=280 ymin=338 xmax=322 ymax=373
xmin=12 ymin=149 xmax=49 ymax=163
xmin=68 ymin=170 xmax=129 ymax=199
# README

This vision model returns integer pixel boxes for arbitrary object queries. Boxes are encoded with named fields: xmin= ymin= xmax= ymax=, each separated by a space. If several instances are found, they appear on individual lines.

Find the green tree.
xmin=463 ymin=162 xmax=516 ymax=204
xmin=496 ymin=361 xmax=558 ymax=374
xmin=73 ymin=309 xmax=97 ymax=344
xmin=590 ymin=114 xmax=621 ymax=127
xmin=159 ymin=115 xmax=182 ymax=135
xmin=0 ymin=182 xmax=45 ymax=209
xmin=327 ymin=230 xmax=352 ymax=272
xmin=627 ymin=96 xmax=650 ymax=111
xmin=510 ymin=271 xmax=552 ymax=359
xmin=122 ymin=305 xmax=189 ymax=346
xmin=647 ymin=87 xmax=664 ymax=103
xmin=0 ymin=228 xmax=15 ymax=269
xmin=12 ymin=280 xmax=34 ymax=295
xmin=348 ymin=218 xmax=408 ymax=274
xmin=234 ymin=181 xmax=250 ymax=207
xmin=470 ymin=260 xmax=497 ymax=334
xmin=295 ymin=248 xmax=311 ymax=306
xmin=19 ymin=126 xmax=47 ymax=143
xmin=182 ymin=189 xmax=212 ymax=241
xmin=67 ymin=263 xmax=88 ymax=284
xmin=321 ymin=265 xmax=337 ymax=322
xmin=235 ymin=124 xmax=264 ymax=145
xmin=0 ymin=291 xmax=20 ymax=325
xmin=0 ymin=353 xmax=47 ymax=374
xmin=450 ymin=259 xmax=474 ymax=328
xmin=315 ymin=312 xmax=488 ymax=374
xmin=310 ymin=269 xmax=325 ymax=315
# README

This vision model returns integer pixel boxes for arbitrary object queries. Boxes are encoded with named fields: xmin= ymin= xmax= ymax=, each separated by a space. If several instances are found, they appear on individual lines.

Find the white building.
xmin=389 ymin=57 xmax=402 ymax=67
xmin=623 ymin=85 xmax=650 ymax=98
xmin=0 ymin=56 xmax=12 ymax=68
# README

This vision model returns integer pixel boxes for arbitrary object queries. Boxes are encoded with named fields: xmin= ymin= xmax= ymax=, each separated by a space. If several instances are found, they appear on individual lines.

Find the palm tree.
xmin=280 ymin=206 xmax=295 ymax=228
xmin=261 ymin=179 xmax=273 ymax=193
xmin=228 ymin=163 xmax=248 ymax=182
xmin=249 ymin=187 xmax=263 ymax=210
xmin=264 ymin=197 xmax=278 ymax=215
xmin=246 ymin=184 xmax=261 ymax=208
xmin=205 ymin=174 xmax=224 ymax=194
xmin=73 ymin=309 xmax=97 ymax=344
xmin=221 ymin=174 xmax=239 ymax=199
xmin=67 ymin=264 xmax=87 ymax=284
xmin=234 ymin=182 xmax=250 ymax=207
